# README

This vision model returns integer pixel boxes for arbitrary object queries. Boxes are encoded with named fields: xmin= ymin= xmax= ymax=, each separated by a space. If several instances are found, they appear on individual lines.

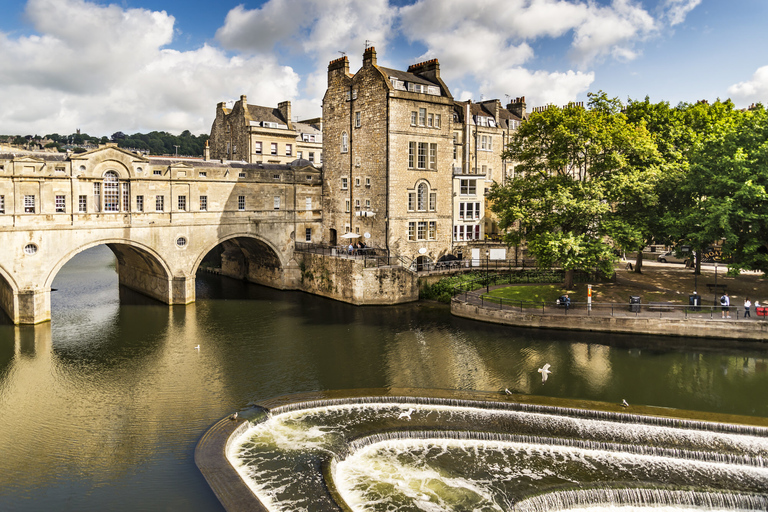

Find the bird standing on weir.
xmin=398 ymin=408 xmax=415 ymax=420
xmin=538 ymin=363 xmax=552 ymax=383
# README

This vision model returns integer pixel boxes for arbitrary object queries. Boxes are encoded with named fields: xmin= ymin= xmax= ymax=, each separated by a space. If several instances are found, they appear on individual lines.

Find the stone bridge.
xmin=0 ymin=145 xmax=323 ymax=323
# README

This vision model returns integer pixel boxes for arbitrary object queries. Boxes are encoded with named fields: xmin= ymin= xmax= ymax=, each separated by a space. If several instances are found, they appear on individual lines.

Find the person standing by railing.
xmin=744 ymin=297 xmax=751 ymax=318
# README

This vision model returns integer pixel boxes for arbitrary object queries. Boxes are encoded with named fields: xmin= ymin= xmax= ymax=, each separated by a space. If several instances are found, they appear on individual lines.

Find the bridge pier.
xmin=116 ymin=261 xmax=195 ymax=305
xmin=6 ymin=288 xmax=51 ymax=325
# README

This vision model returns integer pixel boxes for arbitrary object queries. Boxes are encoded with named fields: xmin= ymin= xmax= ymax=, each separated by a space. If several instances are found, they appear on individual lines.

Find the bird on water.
xmin=230 ymin=412 xmax=238 ymax=421
xmin=538 ymin=363 xmax=552 ymax=383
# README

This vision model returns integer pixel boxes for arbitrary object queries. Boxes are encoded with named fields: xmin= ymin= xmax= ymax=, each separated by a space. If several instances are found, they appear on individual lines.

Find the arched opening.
xmin=47 ymin=242 xmax=173 ymax=319
xmin=195 ymin=235 xmax=286 ymax=294
xmin=416 ymin=255 xmax=432 ymax=271
xmin=0 ymin=265 xmax=17 ymax=324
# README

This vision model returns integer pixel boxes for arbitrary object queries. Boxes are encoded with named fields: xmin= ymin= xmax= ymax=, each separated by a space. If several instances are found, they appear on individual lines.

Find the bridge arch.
xmin=44 ymin=239 xmax=178 ymax=307
xmin=0 ymin=263 xmax=20 ymax=322
xmin=193 ymin=233 xmax=290 ymax=290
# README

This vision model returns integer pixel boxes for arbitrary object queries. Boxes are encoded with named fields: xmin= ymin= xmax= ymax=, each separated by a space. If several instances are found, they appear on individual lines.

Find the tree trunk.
xmin=564 ymin=269 xmax=574 ymax=290
xmin=634 ymin=251 xmax=643 ymax=273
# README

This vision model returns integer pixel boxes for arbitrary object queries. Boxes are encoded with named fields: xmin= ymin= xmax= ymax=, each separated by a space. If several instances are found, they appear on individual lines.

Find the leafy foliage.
xmin=488 ymin=91 xmax=661 ymax=286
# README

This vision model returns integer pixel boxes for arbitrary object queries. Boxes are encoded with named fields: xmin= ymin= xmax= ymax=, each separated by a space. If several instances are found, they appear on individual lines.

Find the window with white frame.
xmin=429 ymin=192 xmax=436 ymax=211
xmin=408 ymin=192 xmax=415 ymax=211
xmin=104 ymin=171 xmax=120 ymax=212
xmin=79 ymin=195 xmax=87 ymax=212
xmin=199 ymin=171 xmax=207 ymax=177
xmin=0 ymin=195 xmax=4 ymax=214
xmin=286 ymin=144 xmax=292 ymax=156
xmin=271 ymin=143 xmax=278 ymax=155
xmin=428 ymin=113 xmax=434 ymax=127
xmin=308 ymin=152 xmax=315 ymax=162
xmin=156 ymin=195 xmax=164 ymax=212
xmin=345 ymin=199 xmax=350 ymax=212
xmin=239 ymin=196 xmax=246 ymax=210
xmin=460 ymin=179 xmax=477 ymax=195
xmin=200 ymin=196 xmax=207 ymax=211
xmin=122 ymin=183 xmax=130 ymax=212
xmin=453 ymin=224 xmax=480 ymax=241
xmin=418 ymin=108 xmax=426 ymax=126
xmin=55 ymin=195 xmax=65 ymax=213
xmin=428 ymin=221 xmax=436 ymax=240
xmin=365 ymin=177 xmax=371 ymax=187
xmin=410 ymin=111 xmax=417 ymax=126
xmin=21 ymin=192 xmax=39 ymax=213
xmin=417 ymin=183 xmax=427 ymax=211
xmin=435 ymin=114 xmax=441 ymax=128
xmin=417 ymin=221 xmax=427 ymax=240
xmin=428 ymin=143 xmax=437 ymax=170
xmin=408 ymin=142 xmax=416 ymax=168
xmin=341 ymin=132 xmax=348 ymax=153
xmin=272 ymin=196 xmax=279 ymax=210
xmin=135 ymin=195 xmax=143 ymax=212
xmin=355 ymin=111 xmax=361 ymax=128
xmin=355 ymin=177 xmax=360 ymax=187
xmin=341 ymin=177 xmax=348 ymax=189
xmin=306 ymin=197 xmax=312 ymax=211
xmin=93 ymin=183 xmax=101 ymax=212
xmin=297 ymin=151 xmax=303 ymax=159
xmin=459 ymin=202 xmax=480 ymax=219
xmin=178 ymin=195 xmax=187 ymax=211
xmin=365 ymin=198 xmax=371 ymax=208
xmin=254 ymin=142 xmax=262 ymax=154
xmin=418 ymin=142 xmax=426 ymax=169
xmin=305 ymin=228 xmax=312 ymax=242
xmin=408 ymin=222 xmax=415 ymax=241
xmin=239 ymin=172 xmax=247 ymax=178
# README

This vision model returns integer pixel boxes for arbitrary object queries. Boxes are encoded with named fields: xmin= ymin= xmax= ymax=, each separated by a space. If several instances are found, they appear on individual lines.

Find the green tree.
xmin=489 ymin=92 xmax=660 ymax=288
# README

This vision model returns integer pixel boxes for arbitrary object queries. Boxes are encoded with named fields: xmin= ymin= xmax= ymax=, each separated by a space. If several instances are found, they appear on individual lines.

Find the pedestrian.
xmin=563 ymin=294 xmax=571 ymax=310
xmin=744 ymin=297 xmax=751 ymax=318
xmin=720 ymin=292 xmax=730 ymax=319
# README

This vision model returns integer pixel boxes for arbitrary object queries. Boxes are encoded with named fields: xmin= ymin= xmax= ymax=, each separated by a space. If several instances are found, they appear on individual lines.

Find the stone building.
xmin=209 ymin=96 xmax=322 ymax=166
xmin=322 ymin=47 xmax=455 ymax=266
xmin=451 ymin=97 xmax=526 ymax=257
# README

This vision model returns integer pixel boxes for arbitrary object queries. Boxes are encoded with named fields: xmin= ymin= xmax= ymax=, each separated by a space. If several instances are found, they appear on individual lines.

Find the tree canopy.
xmin=491 ymin=93 xmax=768 ymax=281
xmin=488 ymin=92 xmax=661 ymax=287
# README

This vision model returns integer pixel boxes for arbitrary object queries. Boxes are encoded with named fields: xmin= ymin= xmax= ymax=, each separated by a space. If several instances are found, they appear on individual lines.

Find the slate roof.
xmin=246 ymin=104 xmax=288 ymax=125
xmin=379 ymin=66 xmax=441 ymax=88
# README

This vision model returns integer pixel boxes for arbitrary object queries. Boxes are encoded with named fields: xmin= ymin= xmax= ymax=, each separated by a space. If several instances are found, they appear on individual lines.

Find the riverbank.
xmin=450 ymin=261 xmax=768 ymax=341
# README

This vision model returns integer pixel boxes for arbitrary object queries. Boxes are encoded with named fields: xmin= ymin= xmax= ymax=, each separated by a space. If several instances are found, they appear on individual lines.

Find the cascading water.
xmin=227 ymin=396 xmax=768 ymax=512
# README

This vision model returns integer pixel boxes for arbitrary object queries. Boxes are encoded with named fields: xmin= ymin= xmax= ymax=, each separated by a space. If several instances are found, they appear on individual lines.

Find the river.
xmin=0 ymin=245 xmax=766 ymax=511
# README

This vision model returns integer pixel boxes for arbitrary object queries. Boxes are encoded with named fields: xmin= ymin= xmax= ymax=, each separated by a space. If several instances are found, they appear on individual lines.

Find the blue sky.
xmin=1 ymin=0 xmax=766 ymax=137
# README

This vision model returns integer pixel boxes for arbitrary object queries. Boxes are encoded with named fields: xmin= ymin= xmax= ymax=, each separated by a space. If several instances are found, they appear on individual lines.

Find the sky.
xmin=0 ymin=0 xmax=766 ymax=137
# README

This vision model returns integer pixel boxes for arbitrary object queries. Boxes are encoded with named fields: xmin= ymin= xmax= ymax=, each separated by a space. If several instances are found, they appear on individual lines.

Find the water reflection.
xmin=1 ymin=245 xmax=768 ymax=511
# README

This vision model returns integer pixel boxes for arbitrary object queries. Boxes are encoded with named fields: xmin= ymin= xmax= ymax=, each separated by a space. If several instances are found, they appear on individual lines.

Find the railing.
xmin=451 ymin=268 xmax=602 ymax=296
xmin=456 ymin=294 xmax=763 ymax=321
xmin=295 ymin=242 xmax=396 ymax=268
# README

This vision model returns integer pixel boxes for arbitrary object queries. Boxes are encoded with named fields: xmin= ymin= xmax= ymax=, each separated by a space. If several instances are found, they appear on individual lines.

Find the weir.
xmin=214 ymin=396 xmax=768 ymax=512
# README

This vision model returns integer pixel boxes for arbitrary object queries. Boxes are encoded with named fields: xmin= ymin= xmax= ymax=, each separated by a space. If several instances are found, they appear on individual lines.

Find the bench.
xmin=706 ymin=283 xmax=727 ymax=293
xmin=757 ymin=307 xmax=768 ymax=317
xmin=648 ymin=302 xmax=676 ymax=312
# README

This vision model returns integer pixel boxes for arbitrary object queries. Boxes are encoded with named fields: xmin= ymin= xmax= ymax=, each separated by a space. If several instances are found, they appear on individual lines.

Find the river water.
xmin=1 ymin=245 xmax=767 ymax=511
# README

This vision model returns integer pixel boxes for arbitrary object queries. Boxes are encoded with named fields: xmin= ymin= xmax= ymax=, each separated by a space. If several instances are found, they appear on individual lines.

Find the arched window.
xmin=103 ymin=171 xmax=120 ymax=212
xmin=417 ymin=183 xmax=427 ymax=211
xmin=341 ymin=131 xmax=348 ymax=153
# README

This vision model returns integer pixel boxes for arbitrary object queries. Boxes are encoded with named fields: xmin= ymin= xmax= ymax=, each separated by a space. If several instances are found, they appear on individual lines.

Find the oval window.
xmin=24 ymin=243 xmax=38 ymax=255
xmin=176 ymin=237 xmax=187 ymax=248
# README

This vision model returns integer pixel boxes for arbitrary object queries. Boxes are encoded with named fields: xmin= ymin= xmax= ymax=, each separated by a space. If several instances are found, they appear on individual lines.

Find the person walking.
xmin=744 ymin=297 xmax=752 ymax=318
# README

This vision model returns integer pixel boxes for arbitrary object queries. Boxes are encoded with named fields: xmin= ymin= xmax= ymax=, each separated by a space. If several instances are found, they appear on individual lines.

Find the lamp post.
xmin=485 ymin=249 xmax=490 ymax=294
xmin=714 ymin=262 xmax=718 ymax=306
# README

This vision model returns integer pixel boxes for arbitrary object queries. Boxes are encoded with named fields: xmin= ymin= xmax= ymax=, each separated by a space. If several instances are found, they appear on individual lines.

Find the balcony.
xmin=453 ymin=165 xmax=485 ymax=177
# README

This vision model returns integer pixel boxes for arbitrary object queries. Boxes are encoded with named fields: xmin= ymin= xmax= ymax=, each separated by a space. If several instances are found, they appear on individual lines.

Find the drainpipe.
xmin=385 ymin=92 xmax=390 ymax=257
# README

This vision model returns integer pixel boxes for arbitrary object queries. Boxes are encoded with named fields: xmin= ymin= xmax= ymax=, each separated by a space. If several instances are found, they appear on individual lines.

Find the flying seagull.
xmin=538 ymin=363 xmax=552 ymax=383
xmin=398 ymin=408 xmax=415 ymax=420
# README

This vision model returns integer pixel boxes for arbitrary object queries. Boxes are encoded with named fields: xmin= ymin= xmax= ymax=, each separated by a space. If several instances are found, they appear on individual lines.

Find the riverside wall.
xmin=452 ymin=299 xmax=768 ymax=342
xmin=298 ymin=253 xmax=418 ymax=305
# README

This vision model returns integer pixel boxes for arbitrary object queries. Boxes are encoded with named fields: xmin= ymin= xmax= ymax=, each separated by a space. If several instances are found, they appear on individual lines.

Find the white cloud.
xmin=480 ymin=68 xmax=595 ymax=109
xmin=0 ymin=0 xmax=300 ymax=136
xmin=727 ymin=66 xmax=768 ymax=106
xmin=662 ymin=0 xmax=702 ymax=26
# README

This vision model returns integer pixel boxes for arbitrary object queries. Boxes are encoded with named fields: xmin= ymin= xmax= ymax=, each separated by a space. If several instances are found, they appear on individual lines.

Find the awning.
xmin=340 ymin=232 xmax=361 ymax=239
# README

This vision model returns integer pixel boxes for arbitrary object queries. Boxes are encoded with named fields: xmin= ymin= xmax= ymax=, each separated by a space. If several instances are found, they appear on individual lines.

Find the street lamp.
xmin=486 ymin=249 xmax=490 ymax=294
xmin=713 ymin=262 xmax=718 ymax=306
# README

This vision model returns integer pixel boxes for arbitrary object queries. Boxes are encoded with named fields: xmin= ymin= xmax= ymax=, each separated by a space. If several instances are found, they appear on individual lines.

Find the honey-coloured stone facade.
xmin=322 ymin=48 xmax=455 ymax=265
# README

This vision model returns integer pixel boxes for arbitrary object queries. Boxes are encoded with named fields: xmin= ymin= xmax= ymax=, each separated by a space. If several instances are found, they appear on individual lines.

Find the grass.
xmin=481 ymin=284 xmax=572 ymax=305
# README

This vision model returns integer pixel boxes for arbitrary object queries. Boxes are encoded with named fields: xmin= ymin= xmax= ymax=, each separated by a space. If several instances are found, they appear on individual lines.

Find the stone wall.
xmin=298 ymin=253 xmax=418 ymax=305
xmin=452 ymin=299 xmax=768 ymax=341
